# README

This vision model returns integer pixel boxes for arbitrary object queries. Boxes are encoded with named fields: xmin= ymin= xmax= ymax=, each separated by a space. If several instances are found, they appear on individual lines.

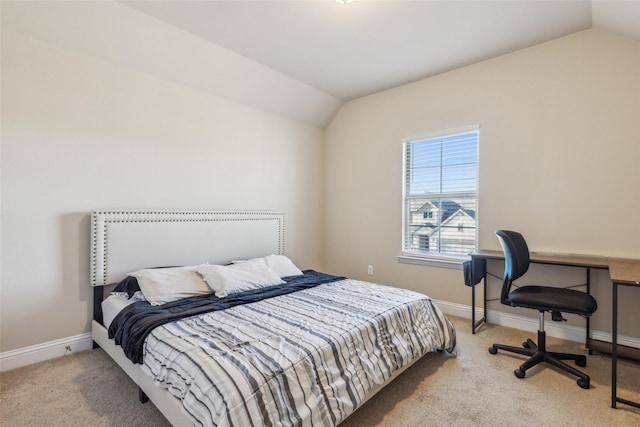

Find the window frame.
xmin=399 ymin=126 xmax=479 ymax=269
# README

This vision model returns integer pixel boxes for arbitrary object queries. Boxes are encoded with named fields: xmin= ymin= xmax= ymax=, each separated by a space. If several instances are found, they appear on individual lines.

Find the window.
xmin=402 ymin=129 xmax=478 ymax=260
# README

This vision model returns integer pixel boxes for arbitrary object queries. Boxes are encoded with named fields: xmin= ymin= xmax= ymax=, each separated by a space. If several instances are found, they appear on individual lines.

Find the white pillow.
xmin=236 ymin=254 xmax=303 ymax=278
xmin=127 ymin=265 xmax=212 ymax=306
xmin=196 ymin=262 xmax=286 ymax=298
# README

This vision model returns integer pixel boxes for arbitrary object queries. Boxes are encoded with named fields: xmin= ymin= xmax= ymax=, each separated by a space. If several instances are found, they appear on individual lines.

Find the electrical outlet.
xmin=367 ymin=265 xmax=373 ymax=275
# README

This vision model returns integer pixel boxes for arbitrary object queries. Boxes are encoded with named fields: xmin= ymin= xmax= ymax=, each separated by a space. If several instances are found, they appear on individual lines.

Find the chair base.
xmin=489 ymin=330 xmax=591 ymax=389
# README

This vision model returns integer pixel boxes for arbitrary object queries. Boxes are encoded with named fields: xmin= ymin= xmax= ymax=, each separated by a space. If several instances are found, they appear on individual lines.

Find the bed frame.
xmin=90 ymin=209 xmax=421 ymax=426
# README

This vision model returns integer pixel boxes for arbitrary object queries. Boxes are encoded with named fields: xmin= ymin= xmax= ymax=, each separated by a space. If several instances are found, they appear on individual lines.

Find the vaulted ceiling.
xmin=121 ymin=1 xmax=640 ymax=101
xmin=3 ymin=1 xmax=639 ymax=128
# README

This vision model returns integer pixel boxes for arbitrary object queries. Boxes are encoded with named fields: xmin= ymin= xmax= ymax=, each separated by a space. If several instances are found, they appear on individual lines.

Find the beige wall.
xmin=2 ymin=21 xmax=639 ymax=357
xmin=0 ymin=31 xmax=325 ymax=352
xmin=324 ymin=29 xmax=640 ymax=337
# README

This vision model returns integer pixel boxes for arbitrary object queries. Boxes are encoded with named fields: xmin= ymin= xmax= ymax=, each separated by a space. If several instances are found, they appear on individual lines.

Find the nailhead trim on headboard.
xmin=90 ymin=210 xmax=285 ymax=287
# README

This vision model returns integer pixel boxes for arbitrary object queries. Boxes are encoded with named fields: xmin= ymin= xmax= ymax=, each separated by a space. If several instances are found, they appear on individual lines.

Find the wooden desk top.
xmin=470 ymin=249 xmax=611 ymax=269
xmin=609 ymin=260 xmax=640 ymax=286
xmin=471 ymin=250 xmax=640 ymax=281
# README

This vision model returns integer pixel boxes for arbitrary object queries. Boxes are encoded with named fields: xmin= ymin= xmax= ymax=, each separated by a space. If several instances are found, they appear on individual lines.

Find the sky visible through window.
xmin=408 ymin=131 xmax=478 ymax=196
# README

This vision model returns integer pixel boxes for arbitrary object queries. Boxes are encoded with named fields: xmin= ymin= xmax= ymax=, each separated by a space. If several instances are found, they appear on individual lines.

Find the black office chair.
xmin=488 ymin=230 xmax=598 ymax=389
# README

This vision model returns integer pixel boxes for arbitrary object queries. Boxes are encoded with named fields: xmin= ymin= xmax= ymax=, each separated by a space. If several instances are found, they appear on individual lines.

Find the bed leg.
xmin=92 ymin=340 xmax=100 ymax=349
xmin=139 ymin=387 xmax=149 ymax=404
xmin=138 ymin=387 xmax=149 ymax=403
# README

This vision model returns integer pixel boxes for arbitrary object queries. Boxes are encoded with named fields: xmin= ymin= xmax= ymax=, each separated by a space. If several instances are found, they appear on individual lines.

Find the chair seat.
xmin=508 ymin=286 xmax=597 ymax=316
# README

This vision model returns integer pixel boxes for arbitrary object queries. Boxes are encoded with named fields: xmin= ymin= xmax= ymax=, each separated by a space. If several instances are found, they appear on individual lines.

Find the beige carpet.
xmin=1 ymin=316 xmax=639 ymax=426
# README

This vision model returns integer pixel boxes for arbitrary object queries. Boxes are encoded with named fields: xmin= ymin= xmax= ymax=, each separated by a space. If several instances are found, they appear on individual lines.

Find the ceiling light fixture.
xmin=336 ymin=0 xmax=353 ymax=4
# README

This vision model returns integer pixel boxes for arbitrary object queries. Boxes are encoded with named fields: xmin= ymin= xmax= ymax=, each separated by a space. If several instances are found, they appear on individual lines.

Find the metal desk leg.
xmin=471 ymin=259 xmax=487 ymax=334
xmin=483 ymin=273 xmax=487 ymax=326
xmin=586 ymin=268 xmax=592 ymax=354
xmin=612 ymin=281 xmax=618 ymax=408
xmin=472 ymin=274 xmax=476 ymax=334
xmin=611 ymin=281 xmax=640 ymax=409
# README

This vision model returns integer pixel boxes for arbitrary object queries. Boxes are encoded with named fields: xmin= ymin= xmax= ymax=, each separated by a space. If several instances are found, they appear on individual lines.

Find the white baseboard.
xmin=434 ymin=299 xmax=640 ymax=350
xmin=2 ymin=301 xmax=638 ymax=372
xmin=0 ymin=332 xmax=94 ymax=372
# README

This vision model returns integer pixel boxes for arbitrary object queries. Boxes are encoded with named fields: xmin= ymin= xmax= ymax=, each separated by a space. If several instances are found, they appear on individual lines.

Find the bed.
xmin=91 ymin=210 xmax=456 ymax=426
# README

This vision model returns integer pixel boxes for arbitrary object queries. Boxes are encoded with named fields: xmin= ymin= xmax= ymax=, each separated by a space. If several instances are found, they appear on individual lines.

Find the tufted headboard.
xmin=90 ymin=210 xmax=285 ymax=287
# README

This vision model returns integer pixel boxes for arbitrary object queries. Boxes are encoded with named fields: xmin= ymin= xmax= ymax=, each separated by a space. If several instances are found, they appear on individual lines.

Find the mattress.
xmin=102 ymin=293 xmax=136 ymax=328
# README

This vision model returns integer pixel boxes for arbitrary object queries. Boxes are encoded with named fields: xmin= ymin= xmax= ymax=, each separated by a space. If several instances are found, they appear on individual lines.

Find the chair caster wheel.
xmin=522 ymin=341 xmax=530 ymax=349
xmin=577 ymin=378 xmax=590 ymax=389
xmin=488 ymin=346 xmax=497 ymax=355
xmin=575 ymin=357 xmax=587 ymax=367
xmin=514 ymin=368 xmax=526 ymax=378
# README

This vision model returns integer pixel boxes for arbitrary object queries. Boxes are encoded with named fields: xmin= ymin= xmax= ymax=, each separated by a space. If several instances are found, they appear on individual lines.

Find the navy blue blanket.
xmin=108 ymin=270 xmax=345 ymax=364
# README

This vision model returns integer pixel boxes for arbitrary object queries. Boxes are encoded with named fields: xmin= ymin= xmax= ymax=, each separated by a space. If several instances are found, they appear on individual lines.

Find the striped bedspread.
xmin=141 ymin=278 xmax=456 ymax=427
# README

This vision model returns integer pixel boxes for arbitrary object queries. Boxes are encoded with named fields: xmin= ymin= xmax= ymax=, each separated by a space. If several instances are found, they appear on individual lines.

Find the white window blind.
xmin=403 ymin=130 xmax=478 ymax=258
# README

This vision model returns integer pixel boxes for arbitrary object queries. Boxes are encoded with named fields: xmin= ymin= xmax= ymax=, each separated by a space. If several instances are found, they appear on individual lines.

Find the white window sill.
xmin=397 ymin=254 xmax=468 ymax=270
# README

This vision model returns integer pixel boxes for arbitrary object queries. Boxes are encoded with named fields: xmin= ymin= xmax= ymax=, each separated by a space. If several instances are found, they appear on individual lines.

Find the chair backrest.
xmin=495 ymin=230 xmax=531 ymax=304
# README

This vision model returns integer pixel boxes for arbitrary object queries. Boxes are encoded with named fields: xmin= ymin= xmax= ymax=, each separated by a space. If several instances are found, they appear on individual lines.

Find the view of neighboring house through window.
xmin=403 ymin=129 xmax=478 ymax=259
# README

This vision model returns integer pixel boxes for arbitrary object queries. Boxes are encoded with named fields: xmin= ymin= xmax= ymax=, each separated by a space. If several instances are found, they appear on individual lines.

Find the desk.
xmin=469 ymin=251 xmax=640 ymax=409
xmin=609 ymin=260 xmax=640 ymax=409
xmin=469 ymin=250 xmax=610 ymax=340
